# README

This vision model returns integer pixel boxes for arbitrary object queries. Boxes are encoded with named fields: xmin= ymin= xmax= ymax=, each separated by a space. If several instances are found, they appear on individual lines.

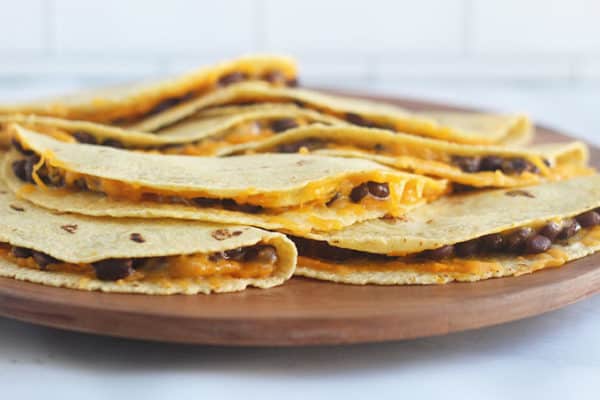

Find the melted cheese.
xmin=31 ymin=153 xmax=436 ymax=219
xmin=298 ymin=226 xmax=600 ymax=278
xmin=0 ymin=245 xmax=276 ymax=283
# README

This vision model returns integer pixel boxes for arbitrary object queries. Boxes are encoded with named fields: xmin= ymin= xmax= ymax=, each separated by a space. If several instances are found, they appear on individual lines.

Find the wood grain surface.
xmin=0 ymin=92 xmax=598 ymax=346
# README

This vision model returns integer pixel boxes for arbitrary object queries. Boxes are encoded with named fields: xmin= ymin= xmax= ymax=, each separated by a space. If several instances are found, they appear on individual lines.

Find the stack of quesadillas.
xmin=0 ymin=55 xmax=598 ymax=294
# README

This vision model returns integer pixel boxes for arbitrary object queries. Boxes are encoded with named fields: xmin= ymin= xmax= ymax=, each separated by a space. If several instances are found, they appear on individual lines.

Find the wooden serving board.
xmin=0 ymin=92 xmax=599 ymax=346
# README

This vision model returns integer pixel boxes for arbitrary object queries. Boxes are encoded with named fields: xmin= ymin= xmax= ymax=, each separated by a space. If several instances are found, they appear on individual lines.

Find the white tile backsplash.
xmin=263 ymin=0 xmax=464 ymax=54
xmin=0 ymin=0 xmax=46 ymax=52
xmin=53 ymin=0 xmax=256 ymax=54
xmin=0 ymin=0 xmax=599 ymax=84
xmin=471 ymin=0 xmax=600 ymax=55
xmin=375 ymin=57 xmax=574 ymax=81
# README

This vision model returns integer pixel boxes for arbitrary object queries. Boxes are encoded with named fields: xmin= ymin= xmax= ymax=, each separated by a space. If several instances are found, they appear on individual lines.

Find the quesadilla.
xmin=0 ymin=104 xmax=347 ymax=156
xmin=228 ymin=125 xmax=591 ymax=188
xmin=294 ymin=175 xmax=600 ymax=284
xmin=0 ymin=55 xmax=297 ymax=125
xmin=131 ymin=81 xmax=532 ymax=146
xmin=3 ymin=126 xmax=448 ymax=235
xmin=0 ymin=181 xmax=296 ymax=294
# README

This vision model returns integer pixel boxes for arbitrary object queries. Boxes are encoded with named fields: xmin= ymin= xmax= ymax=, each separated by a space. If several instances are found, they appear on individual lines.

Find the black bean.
xmin=277 ymin=139 xmax=324 ymax=153
xmin=149 ymin=97 xmax=181 ymax=115
xmin=278 ymin=143 xmax=301 ymax=153
xmin=525 ymin=235 xmax=552 ymax=254
xmin=575 ymin=211 xmax=600 ymax=228
xmin=102 ymin=139 xmax=124 ymax=149
xmin=453 ymin=183 xmax=477 ymax=193
xmin=501 ymin=158 xmax=529 ymax=174
xmin=11 ymin=138 xmax=33 ymax=155
xmin=23 ymin=156 xmax=40 ymax=183
xmin=539 ymin=221 xmax=562 ymax=241
xmin=218 ymin=72 xmax=247 ymax=87
xmin=223 ymin=247 xmax=246 ymax=261
xmin=326 ymin=192 xmax=340 ymax=207
xmin=452 ymin=156 xmax=481 ymax=173
xmin=455 ymin=239 xmax=479 ymax=257
xmin=72 ymin=131 xmax=97 ymax=144
xmin=480 ymin=233 xmax=504 ymax=252
xmin=131 ymin=258 xmax=149 ymax=269
xmin=350 ymin=183 xmax=369 ymax=203
xmin=286 ymin=78 xmax=299 ymax=87
xmin=11 ymin=160 xmax=28 ymax=182
xmin=479 ymin=155 xmax=503 ymax=171
xmin=32 ymin=251 xmax=59 ymax=270
xmin=421 ymin=245 xmax=454 ymax=260
xmin=73 ymin=178 xmax=88 ymax=190
xmin=367 ymin=182 xmax=390 ymax=199
xmin=270 ymin=118 xmax=299 ymax=133
xmin=262 ymin=70 xmax=286 ymax=85
xmin=558 ymin=219 xmax=581 ymax=240
xmin=11 ymin=246 xmax=32 ymax=258
xmin=255 ymin=245 xmax=278 ymax=264
xmin=543 ymin=158 xmax=551 ymax=167
xmin=192 ymin=197 xmax=220 ymax=207
xmin=245 ymin=245 xmax=278 ymax=264
xmin=505 ymin=227 xmax=535 ymax=252
xmin=346 ymin=113 xmax=375 ymax=128
xmin=222 ymin=199 xmax=263 ymax=214
xmin=92 ymin=258 xmax=133 ymax=281
xmin=208 ymin=252 xmax=223 ymax=262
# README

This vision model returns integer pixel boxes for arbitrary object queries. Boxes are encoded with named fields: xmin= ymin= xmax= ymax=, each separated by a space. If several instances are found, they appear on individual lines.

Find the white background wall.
xmin=1 ymin=0 xmax=599 ymax=142
xmin=1 ymin=0 xmax=599 ymax=86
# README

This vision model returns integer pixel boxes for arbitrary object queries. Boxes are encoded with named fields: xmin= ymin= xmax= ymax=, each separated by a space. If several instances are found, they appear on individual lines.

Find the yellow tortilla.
xmin=132 ymin=81 xmax=532 ymax=145
xmin=4 ymin=126 xmax=447 ymax=235
xmin=297 ymin=175 xmax=600 ymax=284
xmin=0 ymin=106 xmax=345 ymax=155
xmin=0 ymin=181 xmax=296 ymax=294
xmin=228 ymin=125 xmax=591 ymax=188
xmin=0 ymin=55 xmax=297 ymax=124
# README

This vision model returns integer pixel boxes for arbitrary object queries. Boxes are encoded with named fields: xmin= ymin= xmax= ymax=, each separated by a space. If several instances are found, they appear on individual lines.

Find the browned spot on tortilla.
xmin=60 ymin=224 xmax=78 ymax=234
xmin=426 ymin=219 xmax=434 ymax=224
xmin=231 ymin=230 xmax=243 ymax=237
xmin=0 ymin=190 xmax=7 ymax=194
xmin=9 ymin=204 xmax=24 ymax=212
xmin=505 ymin=190 xmax=535 ymax=198
xmin=211 ymin=229 xmax=235 ymax=241
xmin=296 ymin=159 xmax=311 ymax=166
xmin=130 ymin=233 xmax=145 ymax=243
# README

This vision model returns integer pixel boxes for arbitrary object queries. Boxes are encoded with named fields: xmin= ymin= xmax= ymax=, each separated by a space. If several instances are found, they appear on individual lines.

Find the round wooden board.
xmin=0 ymin=92 xmax=599 ymax=346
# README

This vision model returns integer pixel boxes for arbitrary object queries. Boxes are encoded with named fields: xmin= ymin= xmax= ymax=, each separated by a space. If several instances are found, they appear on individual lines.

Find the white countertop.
xmin=1 ymin=82 xmax=599 ymax=400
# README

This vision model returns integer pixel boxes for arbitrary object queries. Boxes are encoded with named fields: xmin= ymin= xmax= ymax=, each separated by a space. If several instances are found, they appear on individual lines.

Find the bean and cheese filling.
xmin=10 ymin=144 xmax=423 ymax=218
xmin=0 ymin=242 xmax=279 ymax=283
xmin=160 ymin=117 xmax=317 ymax=156
xmin=271 ymin=137 xmax=549 ymax=177
xmin=60 ymin=116 xmax=319 ymax=156
xmin=294 ymin=209 xmax=600 ymax=275
xmin=111 ymin=69 xmax=298 ymax=125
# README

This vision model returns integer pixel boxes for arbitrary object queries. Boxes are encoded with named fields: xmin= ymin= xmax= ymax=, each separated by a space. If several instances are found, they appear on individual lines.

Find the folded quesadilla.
xmin=4 ymin=126 xmax=448 ymax=235
xmin=131 ymin=81 xmax=532 ymax=146
xmin=295 ymin=175 xmax=600 ymax=284
xmin=0 ymin=55 xmax=297 ymax=125
xmin=0 ymin=181 xmax=296 ymax=294
xmin=0 ymin=104 xmax=347 ymax=156
xmin=228 ymin=125 xmax=591 ymax=188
